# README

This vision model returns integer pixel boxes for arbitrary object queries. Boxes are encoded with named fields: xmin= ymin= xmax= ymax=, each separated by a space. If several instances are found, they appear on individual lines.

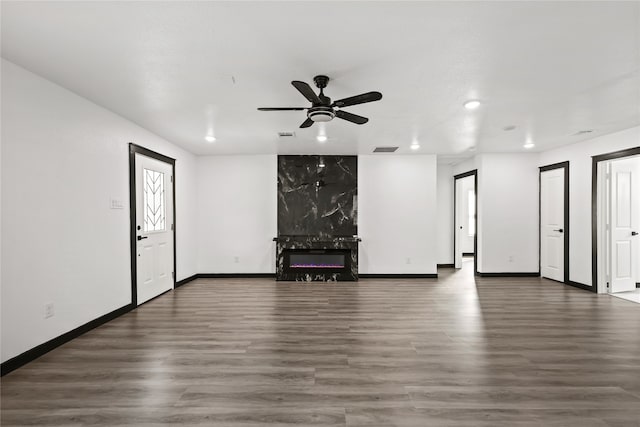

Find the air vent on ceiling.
xmin=278 ymin=131 xmax=296 ymax=137
xmin=373 ymin=146 xmax=399 ymax=153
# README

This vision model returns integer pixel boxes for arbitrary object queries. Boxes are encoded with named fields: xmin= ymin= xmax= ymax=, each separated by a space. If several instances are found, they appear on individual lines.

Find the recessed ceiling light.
xmin=410 ymin=142 xmax=420 ymax=150
xmin=205 ymin=135 xmax=216 ymax=143
xmin=317 ymin=135 xmax=327 ymax=143
xmin=523 ymin=142 xmax=535 ymax=149
xmin=463 ymin=100 xmax=481 ymax=110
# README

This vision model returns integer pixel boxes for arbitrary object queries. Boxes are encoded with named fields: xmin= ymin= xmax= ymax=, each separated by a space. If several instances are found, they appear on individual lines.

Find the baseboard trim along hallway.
xmin=1 ymin=304 xmax=133 ymax=376
xmin=476 ymin=272 xmax=540 ymax=277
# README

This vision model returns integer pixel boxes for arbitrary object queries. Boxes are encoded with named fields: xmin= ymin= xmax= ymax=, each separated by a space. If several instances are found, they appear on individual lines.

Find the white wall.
xmin=539 ymin=126 xmax=640 ymax=288
xmin=442 ymin=155 xmax=539 ymax=274
xmin=436 ymin=163 xmax=453 ymax=265
xmin=359 ymin=155 xmax=438 ymax=274
xmin=1 ymin=59 xmax=198 ymax=363
xmin=453 ymin=158 xmax=477 ymax=176
xmin=196 ymin=155 xmax=277 ymax=273
xmin=476 ymin=154 xmax=540 ymax=273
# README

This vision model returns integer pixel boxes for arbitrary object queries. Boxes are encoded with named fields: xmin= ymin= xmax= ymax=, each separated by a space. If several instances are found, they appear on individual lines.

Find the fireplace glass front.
xmin=289 ymin=252 xmax=346 ymax=269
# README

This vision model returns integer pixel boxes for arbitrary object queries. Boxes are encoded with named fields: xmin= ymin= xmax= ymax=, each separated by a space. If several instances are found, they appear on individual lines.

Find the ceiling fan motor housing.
xmin=308 ymin=106 xmax=335 ymax=122
xmin=313 ymin=75 xmax=330 ymax=89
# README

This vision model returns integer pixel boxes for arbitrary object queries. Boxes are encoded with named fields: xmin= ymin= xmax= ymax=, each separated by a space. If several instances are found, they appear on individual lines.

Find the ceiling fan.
xmin=258 ymin=75 xmax=382 ymax=128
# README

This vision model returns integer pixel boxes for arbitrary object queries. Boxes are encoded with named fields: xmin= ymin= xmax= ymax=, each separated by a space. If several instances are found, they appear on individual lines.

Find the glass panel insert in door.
xmin=143 ymin=168 xmax=166 ymax=232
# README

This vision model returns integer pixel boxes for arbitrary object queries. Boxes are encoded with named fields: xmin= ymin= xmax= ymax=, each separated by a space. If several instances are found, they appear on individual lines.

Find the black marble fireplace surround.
xmin=276 ymin=155 xmax=359 ymax=281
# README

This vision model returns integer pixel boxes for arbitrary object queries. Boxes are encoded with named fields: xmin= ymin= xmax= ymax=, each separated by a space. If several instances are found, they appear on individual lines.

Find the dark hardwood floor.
xmin=2 ymin=260 xmax=640 ymax=426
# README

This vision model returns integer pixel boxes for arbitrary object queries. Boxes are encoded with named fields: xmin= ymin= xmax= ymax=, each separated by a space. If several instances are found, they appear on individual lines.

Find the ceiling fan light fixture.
xmin=410 ymin=142 xmax=420 ymax=150
xmin=463 ymin=100 xmax=481 ymax=110
xmin=205 ymin=135 xmax=216 ymax=143
xmin=523 ymin=142 xmax=535 ymax=149
xmin=308 ymin=107 xmax=335 ymax=122
xmin=317 ymin=135 xmax=328 ymax=143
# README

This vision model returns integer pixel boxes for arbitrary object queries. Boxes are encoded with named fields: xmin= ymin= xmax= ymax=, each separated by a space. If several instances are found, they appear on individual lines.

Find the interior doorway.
xmin=539 ymin=162 xmax=569 ymax=283
xmin=129 ymin=143 xmax=176 ymax=306
xmin=454 ymin=170 xmax=477 ymax=274
xmin=593 ymin=147 xmax=640 ymax=300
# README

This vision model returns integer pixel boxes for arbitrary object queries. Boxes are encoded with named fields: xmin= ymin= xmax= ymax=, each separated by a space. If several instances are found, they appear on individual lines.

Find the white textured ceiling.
xmin=2 ymin=1 xmax=639 ymax=157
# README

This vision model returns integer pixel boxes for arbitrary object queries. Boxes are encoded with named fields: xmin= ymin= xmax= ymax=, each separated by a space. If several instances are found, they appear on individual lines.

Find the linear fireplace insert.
xmin=274 ymin=236 xmax=360 ymax=281
xmin=289 ymin=252 xmax=345 ymax=269
xmin=283 ymin=249 xmax=351 ymax=276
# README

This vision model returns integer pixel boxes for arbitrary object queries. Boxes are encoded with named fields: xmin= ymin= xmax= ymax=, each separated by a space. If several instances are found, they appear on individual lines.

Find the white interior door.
xmin=540 ymin=168 xmax=565 ymax=282
xmin=609 ymin=157 xmax=639 ymax=293
xmin=135 ymin=153 xmax=174 ymax=305
xmin=462 ymin=182 xmax=475 ymax=254
xmin=454 ymin=178 xmax=464 ymax=269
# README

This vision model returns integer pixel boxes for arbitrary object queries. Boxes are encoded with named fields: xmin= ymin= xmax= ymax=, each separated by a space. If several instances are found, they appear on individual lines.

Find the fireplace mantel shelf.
xmin=273 ymin=236 xmax=361 ymax=243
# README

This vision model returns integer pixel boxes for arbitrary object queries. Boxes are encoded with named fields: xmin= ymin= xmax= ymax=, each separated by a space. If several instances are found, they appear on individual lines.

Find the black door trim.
xmin=453 ymin=170 xmax=478 ymax=276
xmin=539 ymin=161 xmax=569 ymax=284
xmin=592 ymin=146 xmax=640 ymax=294
xmin=129 ymin=143 xmax=177 ymax=306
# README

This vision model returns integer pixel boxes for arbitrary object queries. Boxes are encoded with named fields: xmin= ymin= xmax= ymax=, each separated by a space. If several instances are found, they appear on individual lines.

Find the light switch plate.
xmin=110 ymin=198 xmax=124 ymax=209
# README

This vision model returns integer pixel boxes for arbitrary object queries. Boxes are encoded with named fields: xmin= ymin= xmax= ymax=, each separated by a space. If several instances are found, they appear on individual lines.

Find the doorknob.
xmin=632 ymin=231 xmax=638 ymax=236
xmin=553 ymin=229 xmax=564 ymax=233
xmin=137 ymin=236 xmax=148 ymax=241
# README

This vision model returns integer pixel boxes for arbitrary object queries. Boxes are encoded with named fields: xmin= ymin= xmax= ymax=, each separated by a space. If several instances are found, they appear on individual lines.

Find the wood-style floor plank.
xmin=2 ymin=263 xmax=640 ymax=426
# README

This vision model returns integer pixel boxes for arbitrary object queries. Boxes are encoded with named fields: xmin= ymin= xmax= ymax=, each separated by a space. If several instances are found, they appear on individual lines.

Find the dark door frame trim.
xmin=539 ymin=161 xmax=570 ymax=284
xmin=453 ymin=170 xmax=478 ymax=276
xmin=129 ymin=143 xmax=177 ymax=306
xmin=592 ymin=146 xmax=640 ymax=294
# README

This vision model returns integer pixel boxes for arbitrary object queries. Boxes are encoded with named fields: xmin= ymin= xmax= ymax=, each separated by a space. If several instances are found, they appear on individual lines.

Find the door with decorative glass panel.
xmin=135 ymin=153 xmax=174 ymax=305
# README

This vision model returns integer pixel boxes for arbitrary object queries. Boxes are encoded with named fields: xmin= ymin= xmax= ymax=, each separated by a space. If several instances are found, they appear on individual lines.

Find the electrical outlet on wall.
xmin=44 ymin=302 xmax=54 ymax=319
xmin=406 ymin=257 xmax=411 ymax=264
xmin=508 ymin=256 xmax=514 ymax=263
xmin=234 ymin=256 xmax=240 ymax=263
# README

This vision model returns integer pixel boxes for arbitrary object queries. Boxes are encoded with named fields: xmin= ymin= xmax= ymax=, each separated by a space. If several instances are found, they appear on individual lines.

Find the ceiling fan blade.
xmin=292 ymin=81 xmax=322 ymax=104
xmin=300 ymin=118 xmax=314 ymax=128
xmin=336 ymin=110 xmax=368 ymax=125
xmin=332 ymin=91 xmax=382 ymax=108
xmin=257 ymin=107 xmax=306 ymax=111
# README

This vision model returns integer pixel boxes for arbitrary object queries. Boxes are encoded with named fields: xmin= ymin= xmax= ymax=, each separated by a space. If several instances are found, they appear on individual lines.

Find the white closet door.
xmin=540 ymin=168 xmax=565 ymax=282
xmin=609 ymin=158 xmax=639 ymax=293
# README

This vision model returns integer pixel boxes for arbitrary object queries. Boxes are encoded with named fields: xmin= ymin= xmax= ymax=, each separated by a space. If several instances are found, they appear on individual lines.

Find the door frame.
xmin=453 ymin=170 xmax=478 ymax=276
xmin=539 ymin=161 xmax=570 ymax=284
xmin=129 ymin=143 xmax=177 ymax=306
xmin=592 ymin=146 xmax=640 ymax=294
